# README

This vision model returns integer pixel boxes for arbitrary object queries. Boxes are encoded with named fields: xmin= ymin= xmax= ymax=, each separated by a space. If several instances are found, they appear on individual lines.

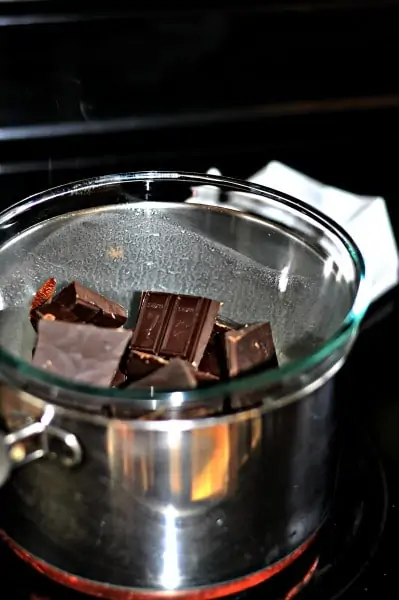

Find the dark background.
xmin=2 ymin=4 xmax=399 ymax=598
xmin=2 ymin=0 xmax=399 ymax=238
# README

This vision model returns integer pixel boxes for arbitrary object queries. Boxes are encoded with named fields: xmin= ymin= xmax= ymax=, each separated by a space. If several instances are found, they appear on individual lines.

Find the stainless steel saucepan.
xmin=0 ymin=172 xmax=368 ymax=597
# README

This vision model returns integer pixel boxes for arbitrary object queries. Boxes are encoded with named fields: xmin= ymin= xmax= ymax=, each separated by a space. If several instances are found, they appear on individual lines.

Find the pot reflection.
xmin=106 ymin=416 xmax=262 ymax=509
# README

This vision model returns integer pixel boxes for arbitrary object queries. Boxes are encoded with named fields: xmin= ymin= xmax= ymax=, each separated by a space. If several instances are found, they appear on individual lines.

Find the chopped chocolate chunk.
xmin=159 ymin=295 xmax=220 ymax=366
xmin=128 ymin=358 xmax=197 ymax=390
xmin=125 ymin=350 xmax=216 ymax=388
xmin=111 ymin=369 xmax=127 ymax=388
xmin=28 ymin=280 xmax=280 ymax=406
xmin=199 ymin=321 xmax=232 ymax=378
xmin=224 ymin=322 xmax=278 ymax=377
xmin=32 ymin=320 xmax=132 ymax=387
xmin=30 ymin=277 xmax=57 ymax=330
xmin=91 ymin=306 xmax=127 ymax=328
xmin=194 ymin=370 xmax=219 ymax=385
xmin=215 ymin=321 xmax=235 ymax=333
xmin=52 ymin=281 xmax=127 ymax=328
xmin=36 ymin=302 xmax=79 ymax=324
xmin=124 ymin=349 xmax=169 ymax=380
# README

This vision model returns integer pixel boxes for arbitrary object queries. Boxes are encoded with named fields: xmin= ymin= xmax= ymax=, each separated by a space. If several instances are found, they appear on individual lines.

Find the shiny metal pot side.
xmin=0 ymin=379 xmax=337 ymax=592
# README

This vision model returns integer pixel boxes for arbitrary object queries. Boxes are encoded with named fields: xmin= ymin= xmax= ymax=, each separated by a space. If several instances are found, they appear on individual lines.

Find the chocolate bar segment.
xmin=32 ymin=320 xmax=132 ymax=387
xmin=131 ymin=291 xmax=174 ymax=353
xmin=159 ymin=295 xmax=220 ymax=366
xmin=131 ymin=292 xmax=220 ymax=366
xmin=224 ymin=322 xmax=278 ymax=378
xmin=128 ymin=358 xmax=197 ymax=390
xmin=52 ymin=281 xmax=127 ymax=328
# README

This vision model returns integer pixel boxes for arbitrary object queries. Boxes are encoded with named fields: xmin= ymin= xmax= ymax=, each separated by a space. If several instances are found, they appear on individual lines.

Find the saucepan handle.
xmin=0 ymin=405 xmax=83 ymax=488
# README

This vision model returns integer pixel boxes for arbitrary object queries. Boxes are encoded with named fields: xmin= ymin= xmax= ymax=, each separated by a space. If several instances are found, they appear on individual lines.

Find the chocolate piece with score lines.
xmin=131 ymin=291 xmax=220 ymax=365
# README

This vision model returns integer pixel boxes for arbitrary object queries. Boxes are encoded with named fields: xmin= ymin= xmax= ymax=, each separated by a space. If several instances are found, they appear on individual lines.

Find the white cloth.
xmin=187 ymin=162 xmax=398 ymax=304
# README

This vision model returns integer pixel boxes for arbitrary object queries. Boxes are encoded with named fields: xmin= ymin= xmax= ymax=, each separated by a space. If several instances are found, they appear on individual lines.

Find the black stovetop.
xmin=1 ymin=287 xmax=398 ymax=599
xmin=1 ymin=2 xmax=399 ymax=595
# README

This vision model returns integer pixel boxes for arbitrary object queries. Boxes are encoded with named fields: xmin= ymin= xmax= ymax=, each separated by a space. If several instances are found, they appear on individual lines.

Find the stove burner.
xmin=0 ymin=426 xmax=387 ymax=600
xmin=0 ymin=530 xmax=317 ymax=600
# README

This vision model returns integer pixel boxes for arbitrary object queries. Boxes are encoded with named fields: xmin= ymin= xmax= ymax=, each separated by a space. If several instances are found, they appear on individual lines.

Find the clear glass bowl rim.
xmin=0 ymin=171 xmax=369 ymax=404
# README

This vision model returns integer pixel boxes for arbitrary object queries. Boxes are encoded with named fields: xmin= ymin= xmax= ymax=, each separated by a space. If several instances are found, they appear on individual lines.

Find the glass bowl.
xmin=0 ymin=171 xmax=368 ymax=415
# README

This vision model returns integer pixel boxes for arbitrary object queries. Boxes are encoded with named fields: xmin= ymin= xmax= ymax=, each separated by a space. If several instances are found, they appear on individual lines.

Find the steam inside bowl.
xmin=0 ymin=204 xmax=354 ymax=367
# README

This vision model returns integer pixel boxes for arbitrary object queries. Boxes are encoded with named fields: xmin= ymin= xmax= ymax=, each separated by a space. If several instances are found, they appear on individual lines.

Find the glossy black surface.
xmin=1 ymin=0 xmax=399 ymax=195
xmin=2 ymin=2 xmax=399 ymax=130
